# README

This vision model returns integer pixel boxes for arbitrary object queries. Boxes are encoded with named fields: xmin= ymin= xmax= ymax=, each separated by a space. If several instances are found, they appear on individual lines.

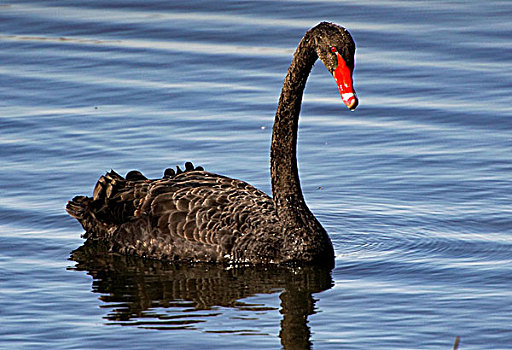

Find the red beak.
xmin=333 ymin=52 xmax=358 ymax=110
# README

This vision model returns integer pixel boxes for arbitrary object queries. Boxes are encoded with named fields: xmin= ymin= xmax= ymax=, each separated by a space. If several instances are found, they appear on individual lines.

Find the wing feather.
xmin=116 ymin=171 xmax=276 ymax=261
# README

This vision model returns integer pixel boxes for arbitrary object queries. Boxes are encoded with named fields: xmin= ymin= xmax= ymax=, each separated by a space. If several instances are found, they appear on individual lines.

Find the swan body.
xmin=67 ymin=22 xmax=358 ymax=266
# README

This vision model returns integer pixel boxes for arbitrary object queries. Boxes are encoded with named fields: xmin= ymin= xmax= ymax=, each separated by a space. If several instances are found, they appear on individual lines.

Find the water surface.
xmin=1 ymin=1 xmax=511 ymax=349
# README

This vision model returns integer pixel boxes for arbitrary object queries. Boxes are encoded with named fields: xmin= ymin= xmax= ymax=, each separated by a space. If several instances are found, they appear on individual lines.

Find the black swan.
xmin=66 ymin=22 xmax=358 ymax=266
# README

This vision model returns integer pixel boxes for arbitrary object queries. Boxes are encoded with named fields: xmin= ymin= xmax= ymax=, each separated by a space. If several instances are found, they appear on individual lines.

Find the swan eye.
xmin=330 ymin=46 xmax=337 ymax=53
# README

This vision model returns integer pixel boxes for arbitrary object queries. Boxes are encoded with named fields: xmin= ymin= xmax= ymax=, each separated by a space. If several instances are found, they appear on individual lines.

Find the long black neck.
xmin=270 ymin=31 xmax=318 ymax=225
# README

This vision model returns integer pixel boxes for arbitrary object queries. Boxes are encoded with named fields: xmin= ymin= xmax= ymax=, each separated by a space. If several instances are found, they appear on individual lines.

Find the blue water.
xmin=1 ymin=1 xmax=511 ymax=349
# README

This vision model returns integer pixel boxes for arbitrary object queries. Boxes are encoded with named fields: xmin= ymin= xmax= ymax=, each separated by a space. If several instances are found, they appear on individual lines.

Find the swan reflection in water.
xmin=69 ymin=241 xmax=333 ymax=349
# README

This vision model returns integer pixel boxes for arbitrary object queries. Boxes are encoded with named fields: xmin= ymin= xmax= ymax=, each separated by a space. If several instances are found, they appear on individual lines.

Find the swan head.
xmin=312 ymin=22 xmax=358 ymax=111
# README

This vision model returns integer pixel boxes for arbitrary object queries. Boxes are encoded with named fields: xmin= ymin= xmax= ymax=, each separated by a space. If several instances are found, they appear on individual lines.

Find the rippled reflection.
xmin=69 ymin=241 xmax=333 ymax=349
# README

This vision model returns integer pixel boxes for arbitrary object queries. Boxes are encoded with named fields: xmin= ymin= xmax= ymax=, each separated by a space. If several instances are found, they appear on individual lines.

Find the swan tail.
xmin=66 ymin=195 xmax=88 ymax=221
xmin=66 ymin=194 xmax=115 ymax=239
xmin=67 ymin=169 xmax=145 ymax=239
xmin=67 ymin=162 xmax=205 ymax=240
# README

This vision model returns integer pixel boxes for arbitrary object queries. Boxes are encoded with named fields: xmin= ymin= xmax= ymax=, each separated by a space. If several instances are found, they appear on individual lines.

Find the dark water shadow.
xmin=69 ymin=241 xmax=333 ymax=349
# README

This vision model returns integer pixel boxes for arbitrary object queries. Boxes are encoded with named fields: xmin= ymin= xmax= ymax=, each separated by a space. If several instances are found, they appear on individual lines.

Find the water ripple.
xmin=2 ymin=1 xmax=511 ymax=349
